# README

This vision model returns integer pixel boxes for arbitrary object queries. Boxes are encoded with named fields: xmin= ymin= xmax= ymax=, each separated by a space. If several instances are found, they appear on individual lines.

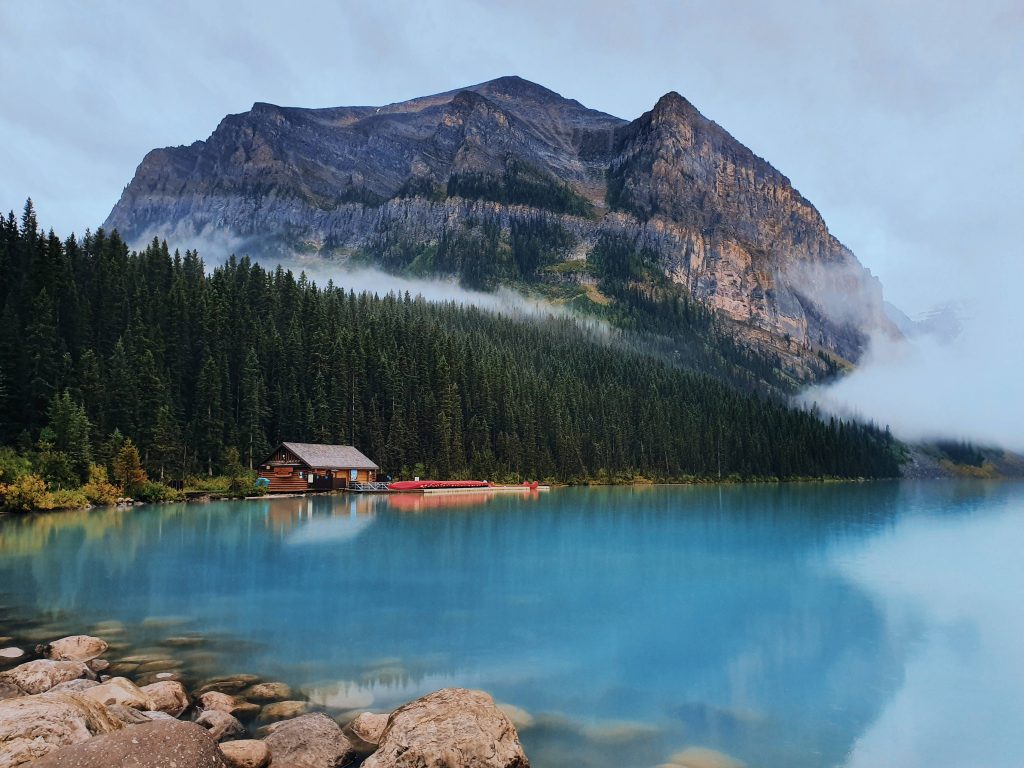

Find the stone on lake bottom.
xmin=363 ymin=688 xmax=529 ymax=768
xmin=667 ymin=746 xmax=746 ymax=768
xmin=241 ymin=681 xmax=292 ymax=703
xmin=0 ymin=649 xmax=25 ymax=662
xmin=257 ymin=699 xmax=309 ymax=724
xmin=219 ymin=739 xmax=271 ymax=768
xmin=199 ymin=691 xmax=261 ymax=720
xmin=28 ymin=719 xmax=227 ymax=768
xmin=0 ymin=691 xmax=122 ymax=768
xmin=263 ymin=713 xmax=358 ymax=768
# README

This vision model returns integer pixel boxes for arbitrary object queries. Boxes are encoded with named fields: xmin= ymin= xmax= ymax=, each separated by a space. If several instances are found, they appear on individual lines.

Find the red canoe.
xmin=387 ymin=479 xmax=493 ymax=491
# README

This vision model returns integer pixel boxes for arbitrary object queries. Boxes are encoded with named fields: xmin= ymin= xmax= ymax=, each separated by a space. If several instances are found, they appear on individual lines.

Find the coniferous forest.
xmin=0 ymin=201 xmax=901 ymax=505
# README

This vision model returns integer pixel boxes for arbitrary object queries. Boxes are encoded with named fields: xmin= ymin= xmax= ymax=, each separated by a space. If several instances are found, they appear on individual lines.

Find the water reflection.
xmin=0 ymin=482 xmax=1020 ymax=768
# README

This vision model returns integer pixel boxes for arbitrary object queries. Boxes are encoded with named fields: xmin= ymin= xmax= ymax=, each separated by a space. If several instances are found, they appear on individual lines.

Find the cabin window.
xmin=298 ymin=471 xmax=304 ymax=479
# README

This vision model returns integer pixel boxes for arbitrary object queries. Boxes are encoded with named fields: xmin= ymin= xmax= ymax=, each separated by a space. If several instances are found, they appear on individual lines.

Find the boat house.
xmin=257 ymin=442 xmax=379 ymax=493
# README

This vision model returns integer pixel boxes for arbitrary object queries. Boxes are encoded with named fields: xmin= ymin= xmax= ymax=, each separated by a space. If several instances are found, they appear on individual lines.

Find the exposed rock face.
xmin=45 ymin=636 xmax=108 ymax=663
xmin=28 ymin=720 xmax=227 ymax=768
xmin=105 ymin=76 xmax=895 ymax=369
xmin=262 ymin=712 xmax=358 ymax=768
xmin=0 ymin=660 xmax=95 ymax=696
xmin=363 ymin=688 xmax=529 ymax=768
xmin=0 ymin=692 xmax=122 ymax=768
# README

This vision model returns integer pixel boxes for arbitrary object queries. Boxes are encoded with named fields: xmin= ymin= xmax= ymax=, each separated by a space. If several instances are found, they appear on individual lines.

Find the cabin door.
xmin=310 ymin=471 xmax=333 ymax=491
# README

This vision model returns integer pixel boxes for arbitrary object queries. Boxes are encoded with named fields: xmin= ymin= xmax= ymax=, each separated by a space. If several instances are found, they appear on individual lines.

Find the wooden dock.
xmin=346 ymin=482 xmax=550 ymax=495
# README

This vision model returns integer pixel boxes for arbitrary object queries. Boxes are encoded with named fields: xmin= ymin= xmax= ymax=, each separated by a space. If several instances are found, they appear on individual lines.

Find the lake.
xmin=1 ymin=482 xmax=1022 ymax=768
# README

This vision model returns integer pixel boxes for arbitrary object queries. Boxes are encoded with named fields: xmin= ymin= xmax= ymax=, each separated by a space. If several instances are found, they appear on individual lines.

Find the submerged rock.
xmin=343 ymin=712 xmax=389 ymax=757
xmin=29 ymin=719 xmax=227 ymax=768
xmin=0 ymin=649 xmax=25 ymax=663
xmin=364 ymin=688 xmax=529 ymax=768
xmin=195 ymin=709 xmax=246 ymax=742
xmin=0 ymin=691 xmax=122 ymax=767
xmin=199 ymin=691 xmax=261 ymax=720
xmin=0 ymin=660 xmax=95 ymax=695
xmin=196 ymin=674 xmax=261 ymax=696
xmin=263 ymin=713 xmax=357 ymax=768
xmin=140 ymin=681 xmax=190 ymax=717
xmin=219 ymin=739 xmax=271 ymax=768
xmin=241 ymin=681 xmax=292 ymax=703
xmin=257 ymin=699 xmax=309 ymax=724
xmin=666 ymin=746 xmax=747 ymax=768
xmin=46 ymin=636 xmax=108 ymax=663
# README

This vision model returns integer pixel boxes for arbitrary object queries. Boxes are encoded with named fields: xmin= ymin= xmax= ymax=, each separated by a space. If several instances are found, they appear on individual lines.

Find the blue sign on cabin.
xmin=350 ymin=469 xmax=358 ymax=482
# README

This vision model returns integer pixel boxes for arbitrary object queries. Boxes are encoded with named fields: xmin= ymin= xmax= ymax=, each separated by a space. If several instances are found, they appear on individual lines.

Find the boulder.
xmin=84 ymin=659 xmax=108 ymax=674
xmin=141 ymin=681 xmax=190 ymax=717
xmin=195 ymin=709 xmax=246 ymax=742
xmin=0 ymin=691 xmax=122 ymax=768
xmin=48 ymin=680 xmax=100 ymax=694
xmin=195 ymin=674 xmax=261 ymax=696
xmin=0 ymin=680 xmax=23 ymax=701
xmin=241 ymin=681 xmax=292 ymax=703
xmin=29 ymin=719 xmax=227 ymax=768
xmin=257 ymin=699 xmax=309 ymax=724
xmin=363 ymin=688 xmax=529 ymax=768
xmin=104 ymin=704 xmax=153 ymax=726
xmin=77 ymin=677 xmax=153 ymax=711
xmin=199 ymin=691 xmax=261 ymax=720
xmin=263 ymin=713 xmax=358 ymax=768
xmin=343 ymin=712 xmax=389 ymax=756
xmin=0 ymin=660 xmax=95 ymax=695
xmin=220 ymin=740 xmax=271 ymax=768
xmin=46 ymin=636 xmax=108 ymax=663
xmin=0 ymin=648 xmax=25 ymax=662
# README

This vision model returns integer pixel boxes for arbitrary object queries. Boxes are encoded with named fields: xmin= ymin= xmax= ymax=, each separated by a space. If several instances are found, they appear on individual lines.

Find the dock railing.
xmin=349 ymin=481 xmax=391 ymax=492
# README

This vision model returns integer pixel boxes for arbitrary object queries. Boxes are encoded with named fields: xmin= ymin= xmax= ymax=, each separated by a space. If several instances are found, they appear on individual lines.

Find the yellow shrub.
xmin=81 ymin=464 xmax=120 ymax=505
xmin=0 ymin=474 xmax=56 ymax=512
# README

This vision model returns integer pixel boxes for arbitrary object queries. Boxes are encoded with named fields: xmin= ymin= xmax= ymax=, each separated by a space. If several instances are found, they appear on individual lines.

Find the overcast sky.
xmin=1 ymin=0 xmax=1020 ymax=316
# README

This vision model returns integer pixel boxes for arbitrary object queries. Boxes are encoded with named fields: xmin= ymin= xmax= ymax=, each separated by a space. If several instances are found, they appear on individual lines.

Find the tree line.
xmin=0 ymin=200 xmax=900 ymax=502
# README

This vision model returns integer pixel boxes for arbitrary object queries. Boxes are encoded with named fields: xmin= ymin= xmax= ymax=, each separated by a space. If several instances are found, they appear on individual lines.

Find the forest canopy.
xmin=0 ymin=200 xmax=901 ymax=492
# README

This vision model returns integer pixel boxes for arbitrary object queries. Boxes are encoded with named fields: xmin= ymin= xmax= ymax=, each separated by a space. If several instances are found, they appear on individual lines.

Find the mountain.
xmin=105 ymin=76 xmax=897 ymax=377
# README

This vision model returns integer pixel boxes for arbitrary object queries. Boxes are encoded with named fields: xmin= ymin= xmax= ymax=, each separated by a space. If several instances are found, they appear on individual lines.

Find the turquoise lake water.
xmin=1 ymin=482 xmax=1023 ymax=767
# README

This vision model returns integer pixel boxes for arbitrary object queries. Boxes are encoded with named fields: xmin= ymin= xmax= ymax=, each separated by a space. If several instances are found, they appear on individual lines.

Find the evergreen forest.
xmin=0 ymin=201 xmax=901 ymax=507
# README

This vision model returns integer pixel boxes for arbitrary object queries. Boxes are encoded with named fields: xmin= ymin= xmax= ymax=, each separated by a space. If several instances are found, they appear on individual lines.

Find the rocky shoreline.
xmin=0 ymin=631 xmax=529 ymax=768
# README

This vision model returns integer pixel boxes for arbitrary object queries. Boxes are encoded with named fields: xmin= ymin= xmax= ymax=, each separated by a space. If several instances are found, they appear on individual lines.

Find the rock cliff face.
xmin=105 ymin=75 xmax=895 ymax=368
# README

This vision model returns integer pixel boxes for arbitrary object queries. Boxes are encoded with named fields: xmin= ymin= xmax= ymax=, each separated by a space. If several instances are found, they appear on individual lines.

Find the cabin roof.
xmin=275 ymin=442 xmax=379 ymax=470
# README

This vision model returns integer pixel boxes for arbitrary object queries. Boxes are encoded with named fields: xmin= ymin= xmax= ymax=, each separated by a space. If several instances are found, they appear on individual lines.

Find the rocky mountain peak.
xmin=103 ymin=78 xmax=897 ymax=375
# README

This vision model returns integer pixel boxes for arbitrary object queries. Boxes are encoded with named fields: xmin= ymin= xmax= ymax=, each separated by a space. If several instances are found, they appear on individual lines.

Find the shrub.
xmin=49 ymin=488 xmax=89 ymax=510
xmin=135 ymin=481 xmax=184 ymax=503
xmin=81 ymin=464 xmax=120 ymax=506
xmin=0 ymin=474 xmax=55 ymax=512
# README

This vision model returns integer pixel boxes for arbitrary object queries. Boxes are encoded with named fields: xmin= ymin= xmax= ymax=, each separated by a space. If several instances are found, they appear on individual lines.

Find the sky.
xmin=1 ymin=0 xmax=1021 ymax=446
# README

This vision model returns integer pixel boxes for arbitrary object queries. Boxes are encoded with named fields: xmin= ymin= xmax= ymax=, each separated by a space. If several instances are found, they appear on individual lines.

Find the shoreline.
xmin=0 ymin=613 xmax=531 ymax=768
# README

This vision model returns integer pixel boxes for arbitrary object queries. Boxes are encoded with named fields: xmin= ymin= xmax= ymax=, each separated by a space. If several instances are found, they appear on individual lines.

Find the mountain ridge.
xmin=105 ymin=76 xmax=896 ymax=377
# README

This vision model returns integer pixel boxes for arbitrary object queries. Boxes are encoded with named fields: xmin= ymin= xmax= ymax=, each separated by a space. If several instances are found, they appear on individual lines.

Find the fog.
xmin=802 ymin=292 xmax=1023 ymax=452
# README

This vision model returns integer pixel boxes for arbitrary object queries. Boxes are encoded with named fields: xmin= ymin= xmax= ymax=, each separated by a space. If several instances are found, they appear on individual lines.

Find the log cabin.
xmin=257 ymin=442 xmax=379 ymax=493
